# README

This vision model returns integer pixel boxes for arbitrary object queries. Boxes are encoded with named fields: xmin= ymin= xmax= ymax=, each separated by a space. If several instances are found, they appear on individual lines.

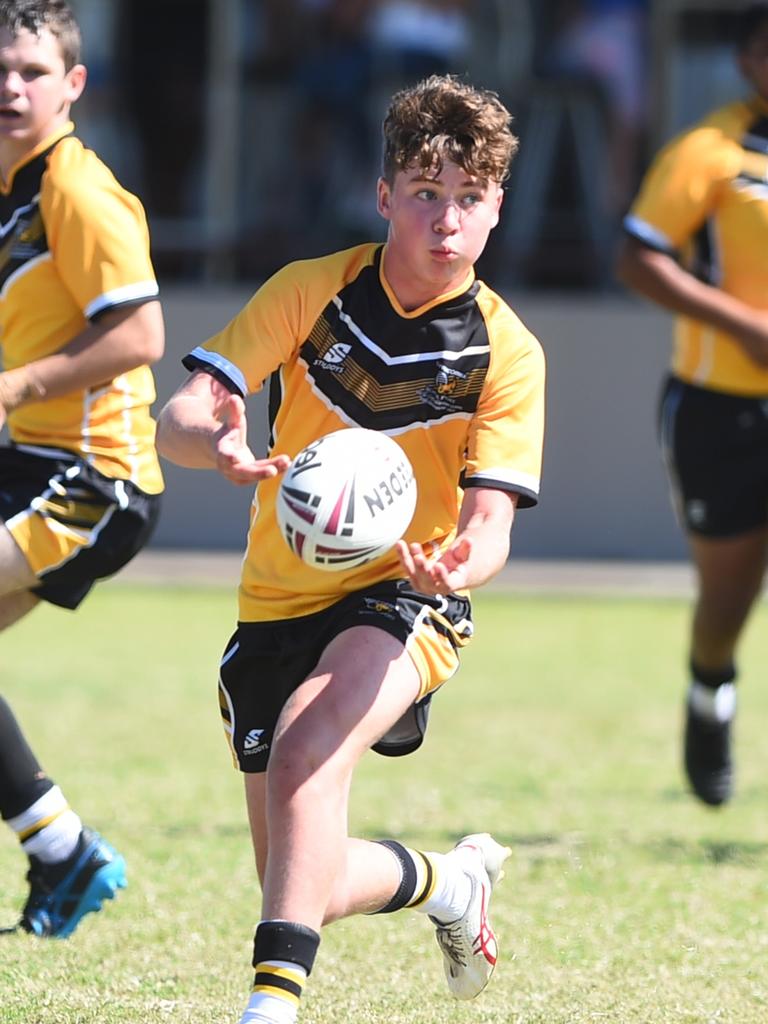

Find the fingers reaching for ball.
xmin=216 ymin=436 xmax=290 ymax=485
xmin=396 ymin=536 xmax=472 ymax=595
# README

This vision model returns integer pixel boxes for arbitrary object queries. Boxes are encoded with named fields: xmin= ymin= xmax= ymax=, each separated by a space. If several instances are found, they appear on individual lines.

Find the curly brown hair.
xmin=0 ymin=0 xmax=81 ymax=69
xmin=381 ymin=75 xmax=518 ymax=185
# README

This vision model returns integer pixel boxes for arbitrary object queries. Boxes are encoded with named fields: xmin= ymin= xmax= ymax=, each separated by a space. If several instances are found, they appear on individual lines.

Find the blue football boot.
xmin=19 ymin=826 xmax=127 ymax=938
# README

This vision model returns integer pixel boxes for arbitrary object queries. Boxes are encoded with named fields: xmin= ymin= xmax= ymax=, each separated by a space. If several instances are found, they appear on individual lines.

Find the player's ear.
xmin=64 ymin=63 xmax=87 ymax=105
xmin=377 ymin=177 xmax=392 ymax=220
xmin=489 ymin=184 xmax=503 ymax=229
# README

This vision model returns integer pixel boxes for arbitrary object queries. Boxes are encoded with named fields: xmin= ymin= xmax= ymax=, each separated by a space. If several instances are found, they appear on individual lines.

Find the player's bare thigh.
xmin=244 ymin=627 xmax=421 ymax=879
xmin=0 ymin=520 xmax=38 ymax=596
xmin=272 ymin=626 xmax=422 ymax=773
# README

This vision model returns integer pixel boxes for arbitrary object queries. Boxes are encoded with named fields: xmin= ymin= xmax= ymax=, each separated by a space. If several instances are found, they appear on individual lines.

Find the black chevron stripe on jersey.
xmin=0 ymin=143 xmax=61 ymax=289
xmin=293 ymin=252 xmax=491 ymax=431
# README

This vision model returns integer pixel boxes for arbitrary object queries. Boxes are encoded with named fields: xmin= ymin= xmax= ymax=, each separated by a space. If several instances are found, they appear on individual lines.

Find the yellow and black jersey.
xmin=624 ymin=96 xmax=768 ymax=395
xmin=184 ymin=242 xmax=545 ymax=621
xmin=0 ymin=123 xmax=163 ymax=493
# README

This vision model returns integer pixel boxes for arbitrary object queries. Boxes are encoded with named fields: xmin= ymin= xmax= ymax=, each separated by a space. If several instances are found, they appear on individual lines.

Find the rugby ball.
xmin=276 ymin=428 xmax=417 ymax=571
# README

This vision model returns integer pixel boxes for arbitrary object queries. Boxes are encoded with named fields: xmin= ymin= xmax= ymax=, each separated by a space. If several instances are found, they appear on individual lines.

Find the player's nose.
xmin=434 ymin=201 xmax=461 ymax=233
xmin=0 ymin=70 xmax=22 ymax=96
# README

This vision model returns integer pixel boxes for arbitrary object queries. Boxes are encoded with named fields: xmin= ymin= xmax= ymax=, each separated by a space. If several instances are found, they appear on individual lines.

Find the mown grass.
xmin=1 ymin=583 xmax=768 ymax=1023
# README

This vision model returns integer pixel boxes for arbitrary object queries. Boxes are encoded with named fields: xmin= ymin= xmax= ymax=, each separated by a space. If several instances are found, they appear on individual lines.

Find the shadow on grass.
xmin=643 ymin=836 xmax=768 ymax=867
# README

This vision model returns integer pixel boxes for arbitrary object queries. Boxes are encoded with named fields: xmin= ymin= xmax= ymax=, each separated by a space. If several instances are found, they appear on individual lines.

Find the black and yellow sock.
xmin=372 ymin=839 xmax=438 ymax=913
xmin=241 ymin=920 xmax=320 ymax=1023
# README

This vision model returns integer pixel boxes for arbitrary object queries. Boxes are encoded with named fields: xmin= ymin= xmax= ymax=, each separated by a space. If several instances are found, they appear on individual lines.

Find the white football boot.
xmin=430 ymin=833 xmax=511 ymax=1000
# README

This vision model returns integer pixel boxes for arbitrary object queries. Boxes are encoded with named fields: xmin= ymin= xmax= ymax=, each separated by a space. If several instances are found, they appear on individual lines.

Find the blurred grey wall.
xmin=154 ymin=288 xmax=686 ymax=561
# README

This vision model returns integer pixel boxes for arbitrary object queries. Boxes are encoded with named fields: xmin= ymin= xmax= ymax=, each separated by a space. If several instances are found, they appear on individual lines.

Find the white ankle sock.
xmin=239 ymin=994 xmax=296 ymax=1024
xmin=240 ymin=960 xmax=307 ymax=1024
xmin=689 ymin=681 xmax=736 ymax=723
xmin=411 ymin=847 xmax=475 ymax=924
xmin=6 ymin=786 xmax=82 ymax=863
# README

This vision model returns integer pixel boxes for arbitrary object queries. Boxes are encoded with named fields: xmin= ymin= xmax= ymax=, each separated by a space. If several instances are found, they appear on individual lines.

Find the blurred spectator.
xmin=117 ymin=1 xmax=206 ymax=225
xmin=289 ymin=1 xmax=472 ymax=244
xmin=368 ymin=0 xmax=470 ymax=82
xmin=542 ymin=0 xmax=650 ymax=215
xmin=289 ymin=1 xmax=377 ymax=243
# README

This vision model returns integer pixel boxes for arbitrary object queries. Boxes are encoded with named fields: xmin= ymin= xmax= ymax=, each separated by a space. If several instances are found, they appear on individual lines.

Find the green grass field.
xmin=2 ymin=582 xmax=768 ymax=1023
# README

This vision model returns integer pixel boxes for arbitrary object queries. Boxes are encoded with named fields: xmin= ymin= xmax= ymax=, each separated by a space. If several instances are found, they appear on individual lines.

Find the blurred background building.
xmin=45 ymin=1 xmax=757 ymax=558
xmin=73 ymin=0 xmax=745 ymax=290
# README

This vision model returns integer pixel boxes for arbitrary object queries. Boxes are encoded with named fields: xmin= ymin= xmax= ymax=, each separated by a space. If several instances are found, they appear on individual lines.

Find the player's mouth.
xmin=0 ymin=108 xmax=23 ymax=120
xmin=430 ymin=247 xmax=459 ymax=262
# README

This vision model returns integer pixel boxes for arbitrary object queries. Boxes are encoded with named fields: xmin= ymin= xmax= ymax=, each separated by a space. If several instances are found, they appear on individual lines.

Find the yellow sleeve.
xmin=186 ymin=248 xmax=376 ymax=395
xmin=185 ymin=263 xmax=309 ymax=396
xmin=465 ymin=292 xmax=546 ymax=508
xmin=41 ymin=140 xmax=158 ymax=319
xmin=626 ymin=125 xmax=739 ymax=251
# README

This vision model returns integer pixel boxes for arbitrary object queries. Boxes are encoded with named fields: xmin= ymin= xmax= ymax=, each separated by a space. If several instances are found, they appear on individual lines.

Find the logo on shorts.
xmin=686 ymin=499 xmax=708 ymax=527
xmin=243 ymin=728 xmax=269 ymax=756
xmin=363 ymin=597 xmax=397 ymax=618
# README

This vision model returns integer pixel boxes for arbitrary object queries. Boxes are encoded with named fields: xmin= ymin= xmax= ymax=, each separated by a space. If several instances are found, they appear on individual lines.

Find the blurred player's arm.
xmin=616 ymin=236 xmax=768 ymax=367
xmin=397 ymin=486 xmax=517 ymax=595
xmin=0 ymin=301 xmax=164 ymax=424
xmin=156 ymin=369 xmax=290 ymax=485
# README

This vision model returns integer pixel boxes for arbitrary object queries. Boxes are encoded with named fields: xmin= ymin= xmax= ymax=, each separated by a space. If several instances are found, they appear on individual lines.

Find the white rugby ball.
xmin=276 ymin=428 xmax=417 ymax=571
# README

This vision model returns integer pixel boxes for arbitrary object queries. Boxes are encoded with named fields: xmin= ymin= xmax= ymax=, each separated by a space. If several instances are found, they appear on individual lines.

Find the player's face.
xmin=738 ymin=22 xmax=768 ymax=100
xmin=0 ymin=27 xmax=85 ymax=169
xmin=377 ymin=159 xmax=503 ymax=310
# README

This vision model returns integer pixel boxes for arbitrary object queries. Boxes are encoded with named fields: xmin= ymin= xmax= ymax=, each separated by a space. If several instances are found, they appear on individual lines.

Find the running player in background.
xmin=617 ymin=3 xmax=768 ymax=806
xmin=0 ymin=0 xmax=164 ymax=935
xmin=157 ymin=75 xmax=544 ymax=1024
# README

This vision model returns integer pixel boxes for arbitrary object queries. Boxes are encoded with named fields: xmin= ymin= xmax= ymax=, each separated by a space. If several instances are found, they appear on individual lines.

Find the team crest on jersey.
xmin=0 ymin=208 xmax=47 ymax=270
xmin=8 ymin=210 xmax=47 ymax=262
xmin=315 ymin=342 xmax=352 ymax=375
xmin=420 ymin=364 xmax=466 ymax=411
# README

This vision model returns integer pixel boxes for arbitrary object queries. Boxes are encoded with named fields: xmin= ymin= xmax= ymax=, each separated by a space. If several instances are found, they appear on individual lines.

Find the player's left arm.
xmin=397 ymin=486 xmax=518 ymax=596
xmin=0 ymin=300 xmax=164 ymax=426
xmin=0 ymin=142 xmax=165 ymax=425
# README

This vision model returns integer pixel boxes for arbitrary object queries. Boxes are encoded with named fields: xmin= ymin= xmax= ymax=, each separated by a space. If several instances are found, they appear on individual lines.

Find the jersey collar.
xmin=0 ymin=121 xmax=75 ymax=194
xmin=378 ymin=243 xmax=476 ymax=319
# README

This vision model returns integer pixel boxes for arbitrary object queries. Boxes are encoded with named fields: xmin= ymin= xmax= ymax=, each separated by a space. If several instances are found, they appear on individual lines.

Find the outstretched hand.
xmin=396 ymin=536 xmax=472 ymax=596
xmin=215 ymin=394 xmax=290 ymax=485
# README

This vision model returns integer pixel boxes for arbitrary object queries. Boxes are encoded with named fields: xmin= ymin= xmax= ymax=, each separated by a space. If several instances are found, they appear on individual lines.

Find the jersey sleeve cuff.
xmin=182 ymin=346 xmax=248 ymax=397
xmin=85 ymin=281 xmax=160 ymax=320
xmin=462 ymin=470 xmax=540 ymax=509
xmin=622 ymin=215 xmax=677 ymax=256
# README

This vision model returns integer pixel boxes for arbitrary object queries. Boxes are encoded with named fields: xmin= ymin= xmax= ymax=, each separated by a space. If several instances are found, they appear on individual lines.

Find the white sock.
xmin=410 ymin=847 xmax=474 ymax=924
xmin=6 ymin=786 xmax=82 ymax=863
xmin=240 ymin=960 xmax=307 ymax=1024
xmin=689 ymin=681 xmax=736 ymax=723
xmin=239 ymin=995 xmax=296 ymax=1024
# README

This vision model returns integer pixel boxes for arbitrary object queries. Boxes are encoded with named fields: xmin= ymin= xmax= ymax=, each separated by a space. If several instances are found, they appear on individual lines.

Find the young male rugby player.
xmin=617 ymin=3 xmax=768 ymax=807
xmin=0 ymin=0 xmax=163 ymax=936
xmin=157 ymin=75 xmax=544 ymax=1023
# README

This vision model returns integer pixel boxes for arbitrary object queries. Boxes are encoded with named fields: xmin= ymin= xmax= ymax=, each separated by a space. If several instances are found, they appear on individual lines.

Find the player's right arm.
xmin=156 ymin=370 xmax=290 ymax=485
xmin=616 ymin=237 xmax=768 ymax=367
xmin=616 ymin=113 xmax=768 ymax=368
